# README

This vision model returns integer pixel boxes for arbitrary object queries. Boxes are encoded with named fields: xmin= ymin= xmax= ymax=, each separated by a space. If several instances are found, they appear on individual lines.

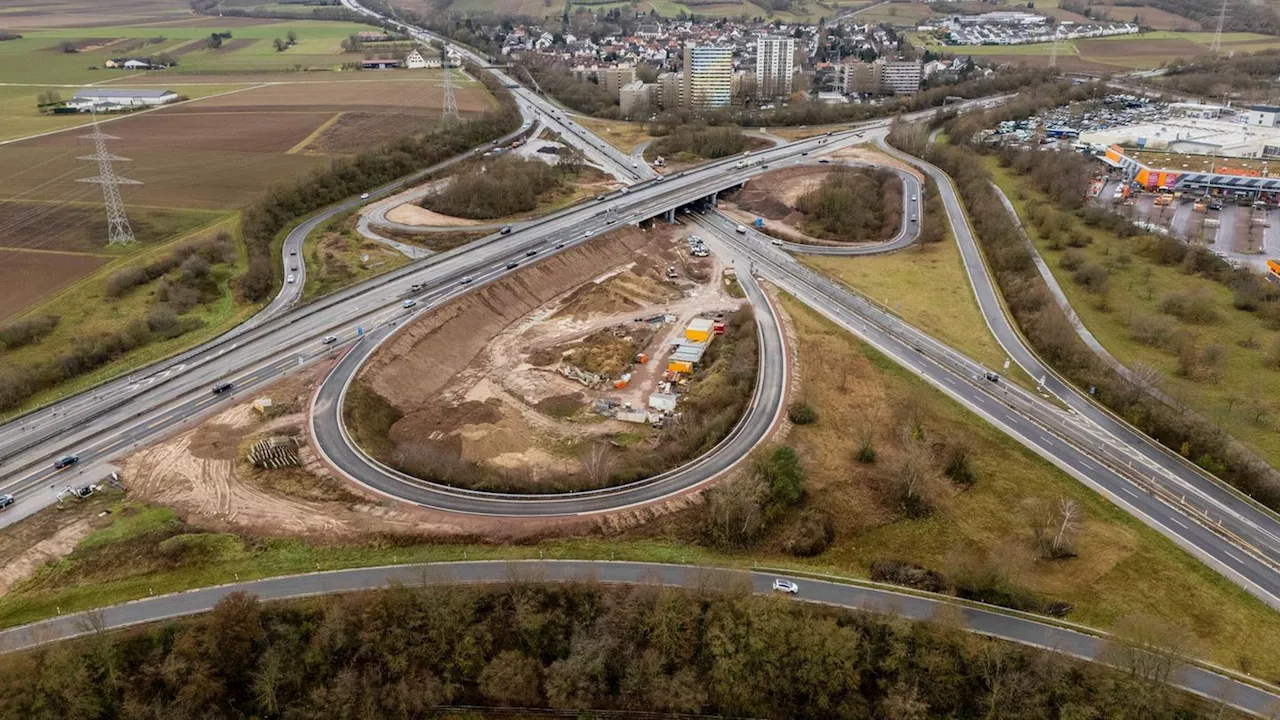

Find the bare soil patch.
xmin=1086 ymin=4 xmax=1200 ymax=30
xmin=360 ymin=225 xmax=748 ymax=491
xmin=726 ymin=164 xmax=903 ymax=246
xmin=39 ymin=37 xmax=119 ymax=52
xmin=20 ymin=110 xmax=334 ymax=155
xmin=977 ymin=54 xmax=1122 ymax=75
xmin=1077 ymin=37 xmax=1207 ymax=60
xmin=0 ymin=202 xmax=214 ymax=253
xmin=0 ymin=249 xmax=109 ymax=322
xmin=305 ymin=111 xmax=436 ymax=155
xmin=182 ymin=80 xmax=454 ymax=112
xmin=386 ymin=203 xmax=485 ymax=227
xmin=208 ymin=37 xmax=257 ymax=53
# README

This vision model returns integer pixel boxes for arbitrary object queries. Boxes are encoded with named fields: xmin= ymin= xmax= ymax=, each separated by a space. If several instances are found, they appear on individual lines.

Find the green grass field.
xmin=0 ymin=19 xmax=382 ymax=85
xmin=302 ymin=213 xmax=409 ymax=300
xmin=803 ymin=242 xmax=1011 ymax=373
xmin=778 ymin=295 xmax=1280 ymax=679
xmin=986 ymin=158 xmax=1280 ymax=473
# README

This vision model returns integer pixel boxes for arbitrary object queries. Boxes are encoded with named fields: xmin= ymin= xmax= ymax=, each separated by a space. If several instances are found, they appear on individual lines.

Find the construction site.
xmin=353 ymin=224 xmax=757 ymax=493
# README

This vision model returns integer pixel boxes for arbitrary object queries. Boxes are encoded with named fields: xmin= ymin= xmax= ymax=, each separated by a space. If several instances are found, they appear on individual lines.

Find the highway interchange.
xmin=2 ymin=1 xmax=1280 ymax=711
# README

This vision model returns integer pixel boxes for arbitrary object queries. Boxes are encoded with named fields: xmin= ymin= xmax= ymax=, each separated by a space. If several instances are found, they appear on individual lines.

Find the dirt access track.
xmin=359 ymin=224 xmax=744 ymax=485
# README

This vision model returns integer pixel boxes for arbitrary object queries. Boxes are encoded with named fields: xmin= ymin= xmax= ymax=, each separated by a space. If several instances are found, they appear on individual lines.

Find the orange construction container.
xmin=668 ymin=360 xmax=694 ymax=374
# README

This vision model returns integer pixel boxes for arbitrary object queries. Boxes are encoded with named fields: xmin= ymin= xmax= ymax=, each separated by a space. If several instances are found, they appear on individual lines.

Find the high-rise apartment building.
xmin=619 ymin=80 xmax=653 ymax=116
xmin=755 ymin=36 xmax=795 ymax=100
xmin=682 ymin=44 xmax=733 ymax=109
xmin=601 ymin=65 xmax=636 ymax=97
xmin=657 ymin=71 xmax=684 ymax=109
xmin=839 ymin=58 xmax=922 ymax=95
xmin=879 ymin=60 xmax=923 ymax=95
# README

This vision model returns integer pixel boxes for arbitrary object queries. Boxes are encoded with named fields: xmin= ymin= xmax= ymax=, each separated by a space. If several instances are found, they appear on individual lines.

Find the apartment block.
xmin=683 ymin=44 xmax=733 ymax=109
xmin=839 ymin=58 xmax=922 ymax=95
xmin=620 ymin=80 xmax=654 ymax=116
xmin=755 ymin=36 xmax=795 ymax=100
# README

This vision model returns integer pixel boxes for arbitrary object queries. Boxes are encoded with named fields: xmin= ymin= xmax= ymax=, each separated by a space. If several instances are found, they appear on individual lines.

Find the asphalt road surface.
xmin=0 ymin=560 xmax=1274 ymax=716
xmin=309 ymin=253 xmax=787 ymax=515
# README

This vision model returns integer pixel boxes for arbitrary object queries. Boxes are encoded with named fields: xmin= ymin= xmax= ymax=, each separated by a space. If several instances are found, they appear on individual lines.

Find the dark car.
xmin=525 ymin=249 xmax=538 ymax=257
xmin=0 ymin=494 xmax=14 ymax=510
xmin=984 ymin=372 xmax=1000 ymax=383
xmin=500 ymin=225 xmax=513 ymax=234
xmin=212 ymin=382 xmax=233 ymax=395
xmin=506 ymin=261 xmax=520 ymax=269
xmin=54 ymin=455 xmax=79 ymax=470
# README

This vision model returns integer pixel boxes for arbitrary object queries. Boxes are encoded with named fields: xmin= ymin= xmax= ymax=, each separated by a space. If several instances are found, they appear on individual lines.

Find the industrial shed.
xmin=71 ymin=88 xmax=178 ymax=106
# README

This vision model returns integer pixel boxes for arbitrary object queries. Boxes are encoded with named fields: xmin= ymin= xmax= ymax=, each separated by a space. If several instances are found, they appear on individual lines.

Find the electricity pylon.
xmin=1209 ymin=0 xmax=1227 ymax=56
xmin=78 ymin=115 xmax=141 ymax=246
xmin=441 ymin=45 xmax=459 ymax=120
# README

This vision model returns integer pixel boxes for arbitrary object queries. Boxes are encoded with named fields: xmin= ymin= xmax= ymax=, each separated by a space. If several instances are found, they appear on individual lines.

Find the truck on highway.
xmin=734 ymin=158 xmax=763 ymax=169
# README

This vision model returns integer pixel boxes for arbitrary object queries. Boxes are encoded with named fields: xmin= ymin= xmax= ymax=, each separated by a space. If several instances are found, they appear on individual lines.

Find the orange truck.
xmin=1269 ymin=259 xmax=1280 ymax=280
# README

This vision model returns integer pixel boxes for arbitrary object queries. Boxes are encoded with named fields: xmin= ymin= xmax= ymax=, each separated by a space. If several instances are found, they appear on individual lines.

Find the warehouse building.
xmin=69 ymin=88 xmax=178 ymax=109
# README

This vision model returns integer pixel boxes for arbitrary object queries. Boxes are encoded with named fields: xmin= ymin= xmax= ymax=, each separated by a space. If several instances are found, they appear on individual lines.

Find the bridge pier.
xmin=665 ymin=208 xmax=676 ymax=224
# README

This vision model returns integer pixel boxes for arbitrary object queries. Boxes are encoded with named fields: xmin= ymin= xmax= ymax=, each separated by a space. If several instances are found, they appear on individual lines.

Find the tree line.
xmin=647 ymin=124 xmax=754 ymax=161
xmin=236 ymin=66 xmax=521 ymax=303
xmin=422 ymin=154 xmax=581 ymax=220
xmin=0 ymin=582 xmax=1227 ymax=719
xmin=0 ymin=232 xmax=237 ymax=413
xmin=889 ymin=121 xmax=1280 ymax=511
xmin=796 ymin=167 xmax=903 ymax=242
xmin=1159 ymin=49 xmax=1280 ymax=101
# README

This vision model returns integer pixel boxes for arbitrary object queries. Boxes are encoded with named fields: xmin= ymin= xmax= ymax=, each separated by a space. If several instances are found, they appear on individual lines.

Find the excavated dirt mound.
xmin=362 ymin=228 xmax=658 ymax=412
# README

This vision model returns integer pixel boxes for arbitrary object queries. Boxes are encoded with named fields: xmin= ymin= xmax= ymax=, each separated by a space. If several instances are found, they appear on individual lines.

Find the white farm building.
xmin=69 ymin=88 xmax=178 ymax=110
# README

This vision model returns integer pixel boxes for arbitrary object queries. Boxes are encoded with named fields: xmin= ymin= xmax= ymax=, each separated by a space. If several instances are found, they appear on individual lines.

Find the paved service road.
xmin=0 ymin=560 xmax=1275 ymax=716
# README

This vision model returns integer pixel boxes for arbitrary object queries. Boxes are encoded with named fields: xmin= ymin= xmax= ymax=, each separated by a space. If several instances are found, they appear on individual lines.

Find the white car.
xmin=772 ymin=578 xmax=799 ymax=594
xmin=360 ymin=192 xmax=370 ymax=200
xmin=402 ymin=299 xmax=417 ymax=308
xmin=770 ymin=239 xmax=784 ymax=246
xmin=910 ymin=194 xmax=917 ymax=201
xmin=321 ymin=335 xmax=338 ymax=345
xmin=286 ymin=275 xmax=295 ymax=284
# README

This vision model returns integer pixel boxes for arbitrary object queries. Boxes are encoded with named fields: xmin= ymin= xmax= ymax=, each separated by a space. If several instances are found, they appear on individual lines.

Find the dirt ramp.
xmin=361 ymin=229 xmax=655 ymax=412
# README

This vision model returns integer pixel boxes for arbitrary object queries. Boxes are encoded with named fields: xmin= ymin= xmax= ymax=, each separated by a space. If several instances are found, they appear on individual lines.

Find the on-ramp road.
xmin=0 ymin=560 xmax=1275 ymax=716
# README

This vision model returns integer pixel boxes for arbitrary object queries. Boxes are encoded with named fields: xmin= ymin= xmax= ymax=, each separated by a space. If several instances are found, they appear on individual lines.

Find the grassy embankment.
xmin=0 ymin=214 xmax=259 ymax=417
xmin=574 ymin=116 xmax=656 ymax=155
xmin=987 ymin=158 xmax=1280 ymax=471
xmin=4 ymin=296 xmax=1280 ymax=678
xmin=302 ymin=212 xmax=410 ymax=300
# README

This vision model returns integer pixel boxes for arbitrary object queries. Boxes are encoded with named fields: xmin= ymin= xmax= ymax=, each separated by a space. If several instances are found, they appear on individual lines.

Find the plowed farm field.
xmin=0 ymin=73 xmax=495 ymax=317
xmin=0 ymin=250 xmax=109 ymax=323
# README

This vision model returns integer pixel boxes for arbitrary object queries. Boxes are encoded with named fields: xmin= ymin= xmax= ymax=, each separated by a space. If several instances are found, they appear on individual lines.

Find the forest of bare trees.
xmin=0 ymin=583 xmax=1224 ymax=719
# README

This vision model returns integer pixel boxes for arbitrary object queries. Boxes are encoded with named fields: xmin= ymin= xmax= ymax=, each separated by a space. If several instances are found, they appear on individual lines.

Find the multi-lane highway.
xmin=0 ymin=1 xmax=1278 ymax=706
xmin=0 ymin=559 xmax=1276 ymax=716
xmin=0 ymin=112 xmax=932 ymax=526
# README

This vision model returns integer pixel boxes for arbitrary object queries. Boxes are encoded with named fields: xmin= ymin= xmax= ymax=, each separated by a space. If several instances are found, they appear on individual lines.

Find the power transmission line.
xmin=77 ymin=114 xmax=141 ymax=247
xmin=1210 ymin=0 xmax=1228 ymax=56
xmin=442 ymin=44 xmax=459 ymax=120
